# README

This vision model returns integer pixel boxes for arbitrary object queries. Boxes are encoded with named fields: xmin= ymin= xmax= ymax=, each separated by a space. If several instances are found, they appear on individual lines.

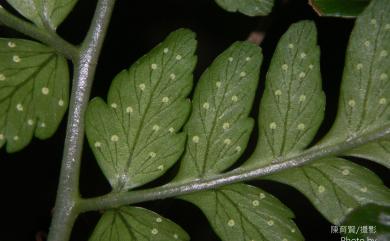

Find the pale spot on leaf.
xmin=176 ymin=55 xmax=182 ymax=60
xmin=379 ymin=98 xmax=387 ymax=105
xmin=94 ymin=142 xmax=102 ymax=148
xmin=228 ymin=57 xmax=233 ymax=62
xmin=0 ymin=73 xmax=6 ymax=81
xmin=151 ymin=63 xmax=158 ymax=70
xmin=297 ymin=123 xmax=305 ymax=130
xmin=163 ymin=48 xmax=169 ymax=54
xmin=203 ymin=102 xmax=210 ymax=109
xmin=16 ymin=103 xmax=23 ymax=111
xmin=173 ymin=234 xmax=179 ymax=239
xmin=192 ymin=136 xmax=199 ymax=143
xmin=342 ymin=169 xmax=350 ymax=176
xmin=111 ymin=135 xmax=119 ymax=142
xmin=370 ymin=19 xmax=377 ymax=25
xmin=269 ymin=122 xmax=277 ymax=130
xmin=216 ymin=81 xmax=221 ymax=88
xmin=156 ymin=217 xmax=162 ymax=223
xmin=275 ymin=89 xmax=282 ymax=96
xmin=151 ymin=228 xmax=158 ymax=235
xmin=240 ymin=71 xmax=246 ymax=77
xmin=0 ymin=134 xmax=3 ymax=140
xmin=300 ymin=52 xmax=306 ymax=59
xmin=13 ymin=136 xmax=19 ymax=141
xmin=299 ymin=72 xmax=306 ymax=78
xmin=299 ymin=95 xmax=306 ymax=102
xmin=282 ymin=64 xmax=288 ymax=71
xmin=252 ymin=200 xmax=259 ymax=206
xmin=40 ymin=122 xmax=46 ymax=128
xmin=139 ymin=83 xmax=146 ymax=91
xmin=110 ymin=103 xmax=117 ymax=109
xmin=267 ymin=220 xmax=274 ymax=226
xmin=58 ymin=99 xmax=64 ymax=106
xmin=227 ymin=219 xmax=235 ymax=227
xmin=126 ymin=106 xmax=133 ymax=113
xmin=348 ymin=99 xmax=356 ymax=107
xmin=356 ymin=63 xmax=363 ymax=70
xmin=8 ymin=41 xmax=16 ymax=48
xmin=222 ymin=122 xmax=230 ymax=130
xmin=157 ymin=165 xmax=164 ymax=171
xmin=162 ymin=96 xmax=169 ymax=103
xmin=259 ymin=193 xmax=265 ymax=199
xmin=380 ymin=50 xmax=388 ymax=57
xmin=169 ymin=127 xmax=175 ymax=133
xmin=360 ymin=187 xmax=368 ymax=193
xmin=149 ymin=152 xmax=156 ymax=158
xmin=27 ymin=119 xmax=34 ymax=126
xmin=318 ymin=185 xmax=326 ymax=193
xmin=288 ymin=43 xmax=294 ymax=49
xmin=235 ymin=146 xmax=241 ymax=152
xmin=380 ymin=73 xmax=388 ymax=80
xmin=245 ymin=57 xmax=251 ymax=61
xmin=12 ymin=55 xmax=21 ymax=63
xmin=152 ymin=125 xmax=160 ymax=131
xmin=41 ymin=87 xmax=50 ymax=95
xmin=224 ymin=139 xmax=231 ymax=145
xmin=170 ymin=73 xmax=176 ymax=80
xmin=231 ymin=95 xmax=238 ymax=102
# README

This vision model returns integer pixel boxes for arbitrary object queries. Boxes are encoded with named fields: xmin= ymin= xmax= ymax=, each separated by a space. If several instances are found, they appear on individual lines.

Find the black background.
xmin=0 ymin=0 xmax=388 ymax=240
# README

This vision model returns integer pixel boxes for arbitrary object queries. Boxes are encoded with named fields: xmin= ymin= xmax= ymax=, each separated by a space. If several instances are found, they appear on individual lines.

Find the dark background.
xmin=0 ymin=0 xmax=388 ymax=240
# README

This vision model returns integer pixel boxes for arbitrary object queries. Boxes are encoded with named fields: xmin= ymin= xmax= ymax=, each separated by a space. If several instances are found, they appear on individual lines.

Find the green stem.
xmin=79 ymin=123 xmax=390 ymax=212
xmin=0 ymin=6 xmax=78 ymax=60
xmin=47 ymin=0 xmax=117 ymax=241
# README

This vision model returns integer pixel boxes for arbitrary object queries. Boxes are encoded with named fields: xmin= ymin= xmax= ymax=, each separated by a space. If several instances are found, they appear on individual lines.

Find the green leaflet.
xmin=89 ymin=206 xmax=189 ymax=241
xmin=267 ymin=158 xmax=390 ymax=224
xmin=309 ymin=0 xmax=371 ymax=18
xmin=175 ymin=41 xmax=262 ymax=181
xmin=215 ymin=0 xmax=273 ymax=16
xmin=85 ymin=29 xmax=196 ymax=191
xmin=181 ymin=184 xmax=303 ymax=241
xmin=341 ymin=204 xmax=390 ymax=240
xmin=0 ymin=38 xmax=69 ymax=153
xmin=346 ymin=139 xmax=390 ymax=168
xmin=6 ymin=0 xmax=77 ymax=29
xmin=246 ymin=21 xmax=325 ymax=167
xmin=320 ymin=0 xmax=390 ymax=168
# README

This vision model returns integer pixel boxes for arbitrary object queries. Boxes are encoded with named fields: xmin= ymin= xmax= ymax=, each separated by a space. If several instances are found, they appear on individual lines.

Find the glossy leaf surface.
xmin=321 ymin=0 xmax=390 ymax=168
xmin=181 ymin=184 xmax=303 ymax=241
xmin=89 ymin=206 xmax=189 ymax=241
xmin=0 ymin=38 xmax=69 ymax=152
xmin=247 ymin=21 xmax=325 ymax=167
xmin=86 ymin=29 xmax=196 ymax=191
xmin=215 ymin=0 xmax=273 ymax=16
xmin=267 ymin=158 xmax=390 ymax=224
xmin=7 ymin=0 xmax=78 ymax=29
xmin=176 ymin=41 xmax=262 ymax=181
xmin=341 ymin=204 xmax=390 ymax=240
xmin=309 ymin=0 xmax=370 ymax=17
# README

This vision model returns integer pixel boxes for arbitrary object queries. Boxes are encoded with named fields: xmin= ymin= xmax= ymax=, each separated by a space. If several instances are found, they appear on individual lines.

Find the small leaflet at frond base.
xmin=246 ymin=21 xmax=325 ymax=167
xmin=6 ymin=0 xmax=78 ymax=29
xmin=320 ymin=0 xmax=390 ymax=168
xmin=266 ymin=158 xmax=390 ymax=224
xmin=89 ymin=206 xmax=189 ymax=241
xmin=215 ymin=0 xmax=274 ymax=16
xmin=86 ymin=29 xmax=197 ymax=191
xmin=0 ymin=38 xmax=69 ymax=152
xmin=175 ymin=41 xmax=262 ymax=181
xmin=180 ymin=184 xmax=303 ymax=241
